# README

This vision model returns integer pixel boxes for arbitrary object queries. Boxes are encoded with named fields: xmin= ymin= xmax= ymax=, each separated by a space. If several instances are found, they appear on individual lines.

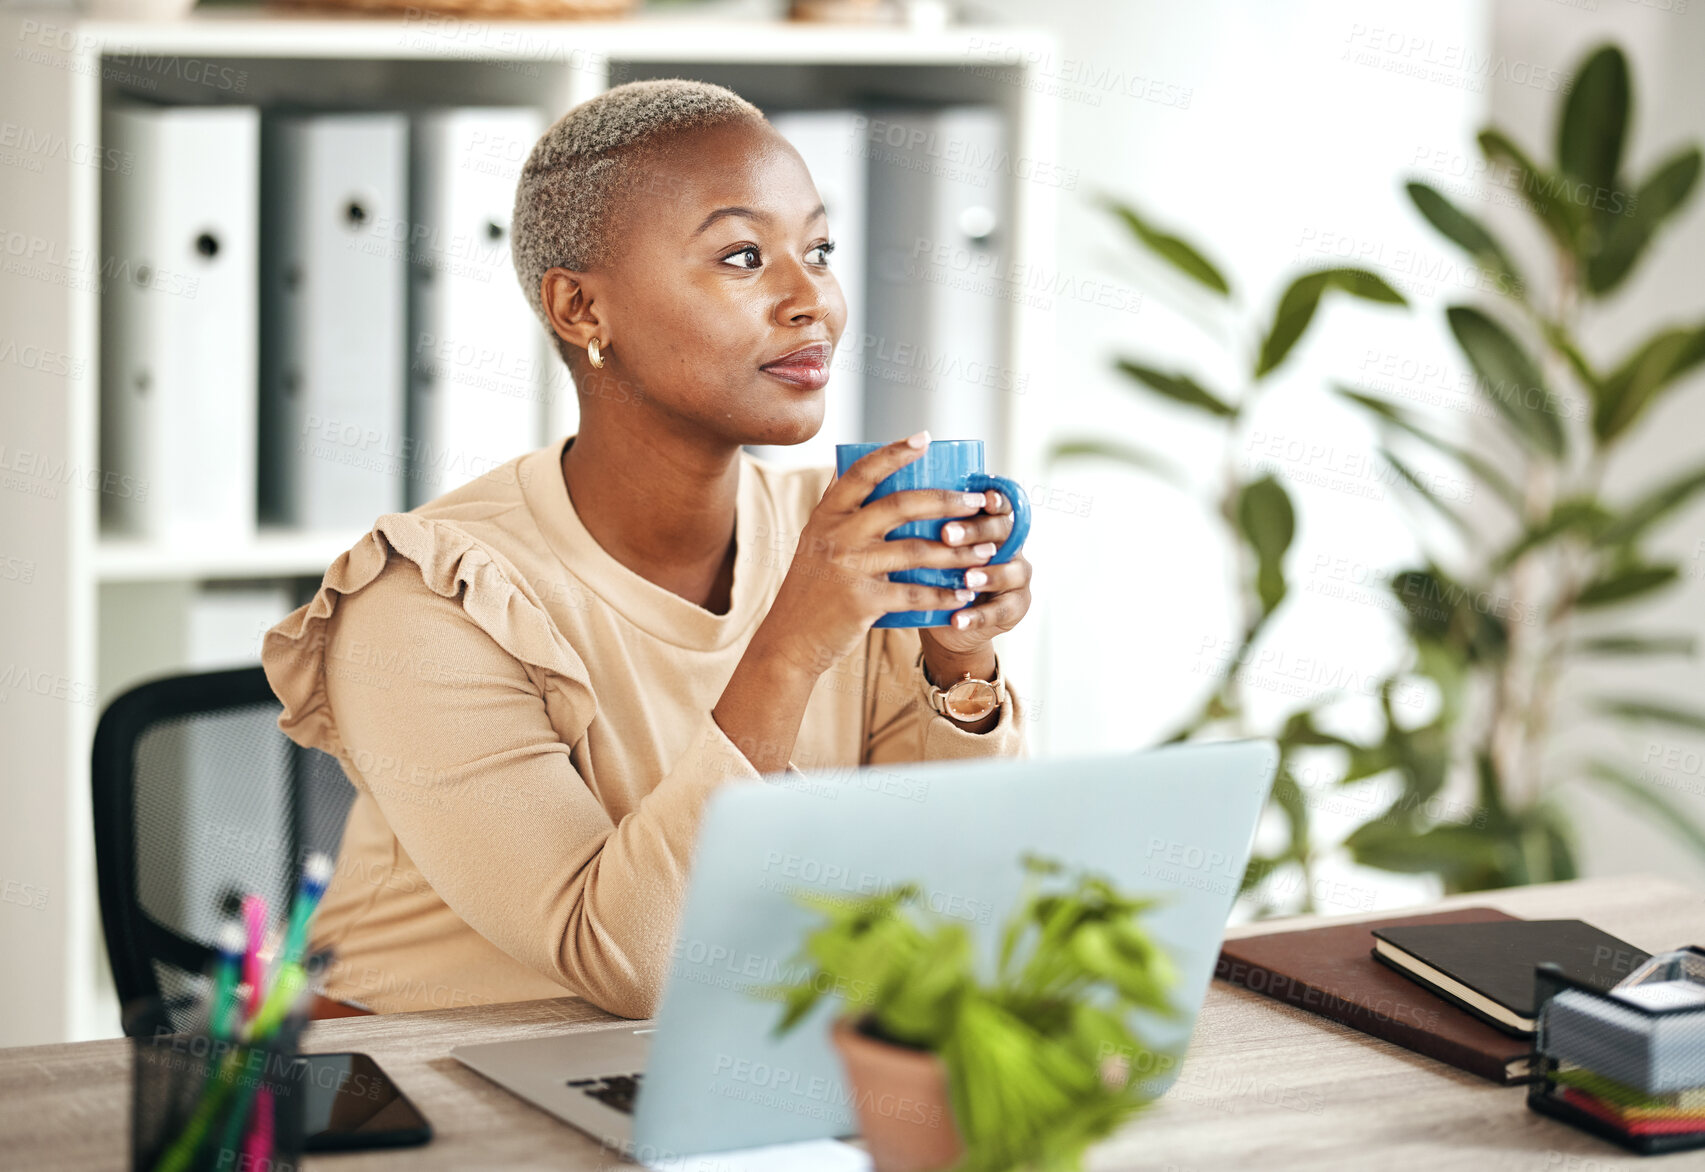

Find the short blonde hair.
xmin=511 ymin=78 xmax=765 ymax=340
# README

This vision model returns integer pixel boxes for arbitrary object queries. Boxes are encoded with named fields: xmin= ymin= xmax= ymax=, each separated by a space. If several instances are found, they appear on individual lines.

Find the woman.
xmin=262 ymin=79 xmax=1033 ymax=1019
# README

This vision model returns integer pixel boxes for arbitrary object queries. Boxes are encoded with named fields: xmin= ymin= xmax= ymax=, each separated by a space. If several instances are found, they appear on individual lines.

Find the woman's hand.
xmin=917 ymin=489 xmax=1032 ymax=685
xmin=715 ymin=431 xmax=997 ymax=772
xmin=756 ymin=431 xmax=999 ymax=678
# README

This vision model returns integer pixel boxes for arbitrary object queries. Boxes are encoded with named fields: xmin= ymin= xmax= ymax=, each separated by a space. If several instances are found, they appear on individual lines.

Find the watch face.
xmin=943 ymin=678 xmax=998 ymax=721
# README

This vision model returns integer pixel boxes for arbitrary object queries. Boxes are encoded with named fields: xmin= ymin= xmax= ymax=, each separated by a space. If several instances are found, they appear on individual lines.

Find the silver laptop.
xmin=452 ymin=740 xmax=1277 ymax=1163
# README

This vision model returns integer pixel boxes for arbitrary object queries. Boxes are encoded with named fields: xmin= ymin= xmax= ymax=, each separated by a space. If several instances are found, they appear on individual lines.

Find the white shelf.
xmin=96 ymin=528 xmax=365 ymax=582
xmin=0 ymin=7 xmax=1056 ymax=1048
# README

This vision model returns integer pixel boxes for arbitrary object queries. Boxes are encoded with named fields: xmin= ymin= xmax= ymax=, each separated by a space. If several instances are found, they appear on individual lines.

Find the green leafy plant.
xmin=1053 ymin=206 xmax=1409 ymax=912
xmin=1053 ymin=42 xmax=1705 ymax=910
xmin=1338 ymin=42 xmax=1705 ymax=888
xmin=769 ymin=856 xmax=1177 ymax=1172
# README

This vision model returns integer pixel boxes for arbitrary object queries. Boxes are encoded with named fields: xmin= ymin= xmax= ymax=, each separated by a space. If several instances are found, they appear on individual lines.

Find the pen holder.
xmin=1527 ymin=946 xmax=1705 ymax=1156
xmin=131 ymin=1015 xmax=309 ymax=1172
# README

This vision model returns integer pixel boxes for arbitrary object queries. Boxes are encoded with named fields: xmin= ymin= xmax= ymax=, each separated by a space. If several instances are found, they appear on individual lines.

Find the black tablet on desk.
xmin=297 ymin=1052 xmax=431 ymax=1151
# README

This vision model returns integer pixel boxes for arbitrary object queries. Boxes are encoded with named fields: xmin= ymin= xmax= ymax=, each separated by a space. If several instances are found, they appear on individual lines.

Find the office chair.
xmin=92 ymin=665 xmax=355 ymax=1036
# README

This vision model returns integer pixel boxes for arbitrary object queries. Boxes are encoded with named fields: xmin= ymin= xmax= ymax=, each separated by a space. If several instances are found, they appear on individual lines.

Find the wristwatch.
xmin=920 ymin=654 xmax=1007 ymax=723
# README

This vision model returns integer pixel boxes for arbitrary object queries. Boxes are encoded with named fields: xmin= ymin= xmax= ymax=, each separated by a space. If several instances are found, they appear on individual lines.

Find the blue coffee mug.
xmin=835 ymin=439 xmax=1032 ymax=629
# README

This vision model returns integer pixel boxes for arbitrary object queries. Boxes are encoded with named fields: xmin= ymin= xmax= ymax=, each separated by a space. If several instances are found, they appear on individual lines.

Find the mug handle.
xmin=968 ymin=474 xmax=1031 ymax=565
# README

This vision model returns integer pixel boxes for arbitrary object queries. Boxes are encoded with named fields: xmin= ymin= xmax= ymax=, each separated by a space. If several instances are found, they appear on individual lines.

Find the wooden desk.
xmin=3 ymin=875 xmax=1701 ymax=1171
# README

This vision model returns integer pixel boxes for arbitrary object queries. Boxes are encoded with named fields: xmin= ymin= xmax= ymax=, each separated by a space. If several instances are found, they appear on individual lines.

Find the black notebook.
xmin=1371 ymin=919 xmax=1649 ymax=1037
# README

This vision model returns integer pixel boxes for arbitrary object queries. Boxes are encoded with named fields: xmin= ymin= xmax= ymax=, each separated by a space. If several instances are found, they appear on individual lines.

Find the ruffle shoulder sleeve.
xmin=260 ymin=512 xmax=598 ymax=785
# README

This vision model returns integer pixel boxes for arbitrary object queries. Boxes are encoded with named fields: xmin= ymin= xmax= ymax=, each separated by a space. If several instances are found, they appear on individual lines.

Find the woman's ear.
xmin=541 ymin=268 xmax=606 ymax=354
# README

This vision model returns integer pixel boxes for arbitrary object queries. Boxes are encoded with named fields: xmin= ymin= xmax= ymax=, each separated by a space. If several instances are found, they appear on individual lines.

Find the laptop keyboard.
xmin=568 ymin=1072 xmax=643 ymax=1115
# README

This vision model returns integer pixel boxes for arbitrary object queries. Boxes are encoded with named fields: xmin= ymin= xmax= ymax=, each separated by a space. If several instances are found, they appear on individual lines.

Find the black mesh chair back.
xmin=92 ymin=665 xmax=355 ymax=1036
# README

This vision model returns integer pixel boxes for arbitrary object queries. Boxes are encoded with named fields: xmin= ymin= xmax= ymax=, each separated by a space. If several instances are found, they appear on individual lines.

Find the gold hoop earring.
xmin=587 ymin=337 xmax=606 ymax=369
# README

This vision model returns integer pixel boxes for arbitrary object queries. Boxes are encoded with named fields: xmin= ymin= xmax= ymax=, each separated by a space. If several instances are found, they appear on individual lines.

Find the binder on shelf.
xmin=100 ymin=103 xmax=261 ymax=545
xmin=860 ymin=106 xmax=1010 ymax=456
xmin=406 ymin=107 xmax=546 ymax=507
xmin=259 ymin=111 xmax=409 ymax=531
xmin=746 ymin=109 xmax=869 ymax=469
xmin=185 ymin=581 xmax=296 ymax=670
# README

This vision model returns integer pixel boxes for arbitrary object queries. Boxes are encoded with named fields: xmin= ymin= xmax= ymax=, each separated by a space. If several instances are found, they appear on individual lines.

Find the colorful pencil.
xmin=239 ymin=895 xmax=267 ymax=1027
xmin=241 ymin=1088 xmax=274 ymax=1171
xmin=279 ymin=852 xmax=334 ymax=969
xmin=208 ymin=920 xmax=246 ymax=1040
xmin=247 ymin=962 xmax=309 ymax=1042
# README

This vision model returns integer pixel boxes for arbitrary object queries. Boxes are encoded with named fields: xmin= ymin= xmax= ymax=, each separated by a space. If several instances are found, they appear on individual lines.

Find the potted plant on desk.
xmin=765 ymin=856 xmax=1179 ymax=1172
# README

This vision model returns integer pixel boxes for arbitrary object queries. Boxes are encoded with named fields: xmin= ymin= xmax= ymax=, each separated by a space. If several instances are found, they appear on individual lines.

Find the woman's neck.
xmin=559 ymin=419 xmax=742 ymax=614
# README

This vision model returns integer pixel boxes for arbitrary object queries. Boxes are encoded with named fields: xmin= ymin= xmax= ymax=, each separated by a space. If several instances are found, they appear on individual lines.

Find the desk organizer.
xmin=132 ymin=1018 xmax=308 ymax=1172
xmin=1527 ymin=947 xmax=1705 ymax=1155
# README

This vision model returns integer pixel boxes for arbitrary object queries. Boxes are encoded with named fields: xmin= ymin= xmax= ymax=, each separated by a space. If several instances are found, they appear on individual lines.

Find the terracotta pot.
xmin=830 ymin=1017 xmax=963 ymax=1172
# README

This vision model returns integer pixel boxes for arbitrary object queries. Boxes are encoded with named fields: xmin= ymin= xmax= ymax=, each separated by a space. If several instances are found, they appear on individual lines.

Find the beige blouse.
xmin=260 ymin=438 xmax=1024 ymax=1018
